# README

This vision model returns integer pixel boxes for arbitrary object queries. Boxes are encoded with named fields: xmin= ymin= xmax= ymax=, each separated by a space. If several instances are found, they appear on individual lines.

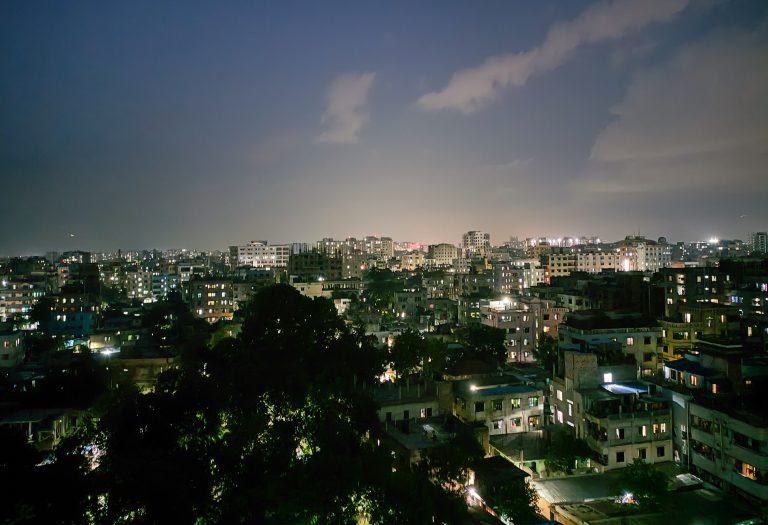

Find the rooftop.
xmin=455 ymin=375 xmax=541 ymax=397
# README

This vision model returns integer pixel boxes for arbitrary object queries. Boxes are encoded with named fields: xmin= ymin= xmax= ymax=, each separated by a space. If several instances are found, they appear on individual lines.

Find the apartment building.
xmin=453 ymin=375 xmax=545 ymax=435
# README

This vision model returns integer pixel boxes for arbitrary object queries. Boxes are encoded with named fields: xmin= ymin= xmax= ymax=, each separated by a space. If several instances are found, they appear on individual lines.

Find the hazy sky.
xmin=2 ymin=0 xmax=767 ymax=255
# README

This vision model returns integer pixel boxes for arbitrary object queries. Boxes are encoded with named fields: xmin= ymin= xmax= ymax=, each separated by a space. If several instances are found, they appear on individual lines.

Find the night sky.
xmin=2 ymin=1 xmax=767 ymax=255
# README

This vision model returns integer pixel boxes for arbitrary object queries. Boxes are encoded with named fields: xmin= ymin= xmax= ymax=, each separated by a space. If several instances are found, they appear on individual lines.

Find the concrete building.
xmin=559 ymin=311 xmax=662 ymax=375
xmin=544 ymin=251 xmax=577 ymax=283
xmin=657 ymin=266 xmax=726 ymax=318
xmin=399 ymin=251 xmax=424 ymax=271
xmin=49 ymin=289 xmax=101 ymax=337
xmin=0 ymin=278 xmax=46 ymax=322
xmin=362 ymin=236 xmax=395 ymax=260
xmin=187 ymin=279 xmax=233 ymax=323
xmin=374 ymin=378 xmax=447 ymax=423
xmin=0 ymin=331 xmax=24 ymax=367
xmin=287 ymin=251 xmax=342 ymax=281
xmin=659 ymin=303 xmax=740 ymax=362
xmin=575 ymin=251 xmax=626 ymax=274
xmin=480 ymin=299 xmax=537 ymax=363
xmin=233 ymin=241 xmax=291 ymax=268
xmin=581 ymin=381 xmax=672 ymax=470
xmin=427 ymin=243 xmax=459 ymax=268
xmin=750 ymin=232 xmax=768 ymax=254
xmin=551 ymin=347 xmax=672 ymax=472
xmin=453 ymin=375 xmax=545 ymax=435
xmin=652 ymin=337 xmax=768 ymax=506
xmin=551 ymin=350 xmax=637 ymax=431
xmin=461 ymin=231 xmax=491 ymax=256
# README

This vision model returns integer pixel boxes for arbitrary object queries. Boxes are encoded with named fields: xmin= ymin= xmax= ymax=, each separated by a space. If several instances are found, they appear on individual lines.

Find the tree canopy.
xmin=27 ymin=284 xmax=478 ymax=525
xmin=454 ymin=324 xmax=508 ymax=366
xmin=613 ymin=459 xmax=668 ymax=510
xmin=544 ymin=427 xmax=592 ymax=475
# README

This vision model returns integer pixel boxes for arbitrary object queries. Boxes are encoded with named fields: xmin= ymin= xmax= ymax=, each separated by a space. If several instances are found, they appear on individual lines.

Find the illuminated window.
xmin=741 ymin=462 xmax=758 ymax=481
xmin=603 ymin=373 xmax=613 ymax=383
xmin=690 ymin=375 xmax=698 ymax=386
xmin=557 ymin=390 xmax=563 ymax=401
xmin=640 ymin=425 xmax=647 ymax=437
xmin=616 ymin=428 xmax=625 ymax=439
xmin=626 ymin=337 xmax=634 ymax=346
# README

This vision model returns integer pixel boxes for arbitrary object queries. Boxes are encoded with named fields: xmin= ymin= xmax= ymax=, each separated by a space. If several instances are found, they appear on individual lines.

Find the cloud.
xmin=583 ymin=29 xmax=768 ymax=193
xmin=316 ymin=72 xmax=376 ymax=144
xmin=416 ymin=0 xmax=689 ymax=114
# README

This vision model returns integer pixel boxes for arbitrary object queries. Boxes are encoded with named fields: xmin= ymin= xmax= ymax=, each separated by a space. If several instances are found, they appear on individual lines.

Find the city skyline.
xmin=2 ymin=1 xmax=767 ymax=254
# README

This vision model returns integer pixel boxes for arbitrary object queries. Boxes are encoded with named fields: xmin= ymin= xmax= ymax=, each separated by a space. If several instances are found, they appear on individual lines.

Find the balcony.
xmin=691 ymin=427 xmax=715 ymax=447
xmin=730 ymin=470 xmax=768 ymax=500
xmin=691 ymin=450 xmax=717 ymax=474
xmin=728 ymin=443 xmax=768 ymax=470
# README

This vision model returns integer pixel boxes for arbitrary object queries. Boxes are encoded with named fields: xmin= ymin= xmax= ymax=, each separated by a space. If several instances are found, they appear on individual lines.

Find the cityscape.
xmin=2 ymin=1 xmax=768 ymax=525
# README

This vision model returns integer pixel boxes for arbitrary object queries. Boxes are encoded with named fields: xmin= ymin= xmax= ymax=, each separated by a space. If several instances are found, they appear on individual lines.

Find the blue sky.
xmin=1 ymin=0 xmax=767 ymax=253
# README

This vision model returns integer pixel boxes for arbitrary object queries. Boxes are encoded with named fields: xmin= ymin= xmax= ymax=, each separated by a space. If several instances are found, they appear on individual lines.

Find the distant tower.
xmin=461 ymin=231 xmax=491 ymax=256
xmin=751 ymin=232 xmax=768 ymax=254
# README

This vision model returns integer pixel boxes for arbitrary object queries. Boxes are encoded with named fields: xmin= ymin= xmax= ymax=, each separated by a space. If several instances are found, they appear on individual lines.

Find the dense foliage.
xmin=3 ymin=285 xmax=485 ymax=525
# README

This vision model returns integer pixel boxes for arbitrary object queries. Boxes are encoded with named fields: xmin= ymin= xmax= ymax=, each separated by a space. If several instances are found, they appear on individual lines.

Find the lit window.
xmin=741 ymin=462 xmax=758 ymax=480
xmin=603 ymin=373 xmax=613 ymax=383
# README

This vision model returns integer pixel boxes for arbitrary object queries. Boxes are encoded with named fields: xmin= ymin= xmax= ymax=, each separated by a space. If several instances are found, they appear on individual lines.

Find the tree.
xmin=536 ymin=333 xmax=558 ymax=375
xmin=0 ymin=428 xmax=90 ymax=525
xmin=491 ymin=479 xmax=540 ymax=525
xmin=362 ymin=268 xmax=401 ymax=312
xmin=455 ymin=324 xmax=508 ymax=365
xmin=389 ymin=331 xmax=449 ymax=378
xmin=614 ymin=459 xmax=668 ymax=510
xmin=29 ymin=296 xmax=55 ymax=331
xmin=71 ymin=284 xmax=470 ymax=524
xmin=544 ymin=428 xmax=592 ymax=475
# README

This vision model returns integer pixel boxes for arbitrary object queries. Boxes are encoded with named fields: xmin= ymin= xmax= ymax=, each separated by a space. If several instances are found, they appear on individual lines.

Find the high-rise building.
xmin=427 ymin=243 xmax=459 ymax=267
xmin=233 ymin=241 xmax=291 ymax=268
xmin=750 ymin=232 xmax=768 ymax=254
xmin=461 ymin=231 xmax=490 ymax=255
